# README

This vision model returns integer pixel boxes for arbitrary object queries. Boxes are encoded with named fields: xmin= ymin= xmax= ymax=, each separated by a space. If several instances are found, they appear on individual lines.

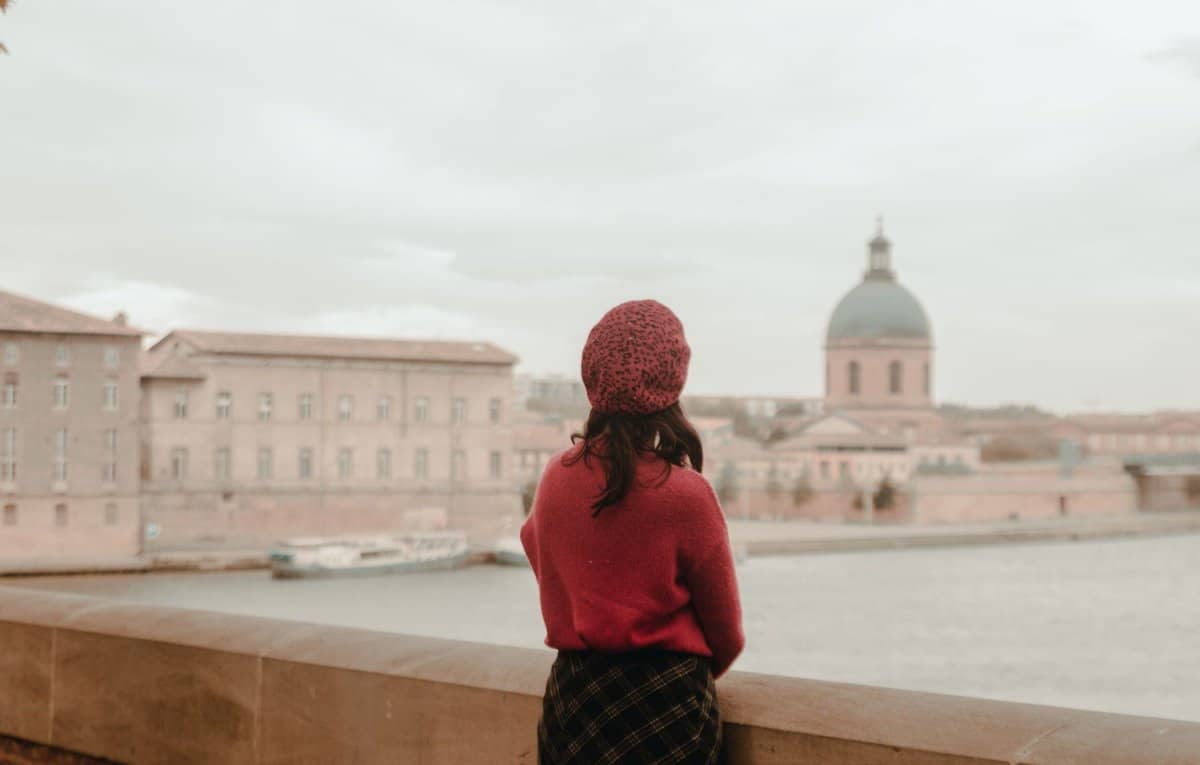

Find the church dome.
xmin=826 ymin=279 xmax=932 ymax=341
xmin=825 ymin=221 xmax=932 ymax=342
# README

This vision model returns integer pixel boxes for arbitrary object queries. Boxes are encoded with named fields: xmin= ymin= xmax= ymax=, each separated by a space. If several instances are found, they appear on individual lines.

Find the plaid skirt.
xmin=538 ymin=649 xmax=722 ymax=765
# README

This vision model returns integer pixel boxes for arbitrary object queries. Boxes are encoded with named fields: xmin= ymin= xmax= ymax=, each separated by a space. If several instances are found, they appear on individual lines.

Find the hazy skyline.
xmin=3 ymin=1 xmax=1198 ymax=412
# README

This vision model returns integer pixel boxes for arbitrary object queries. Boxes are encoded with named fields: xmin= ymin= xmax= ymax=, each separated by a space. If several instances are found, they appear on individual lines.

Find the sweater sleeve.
xmin=682 ymin=483 xmax=745 ymax=678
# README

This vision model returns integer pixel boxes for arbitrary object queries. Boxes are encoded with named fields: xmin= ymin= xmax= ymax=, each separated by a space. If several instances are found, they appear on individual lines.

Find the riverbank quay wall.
xmin=2 ymin=588 xmax=1198 ymax=764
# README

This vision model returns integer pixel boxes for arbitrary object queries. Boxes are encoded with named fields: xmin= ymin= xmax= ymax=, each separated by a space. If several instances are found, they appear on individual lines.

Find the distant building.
xmin=0 ymin=290 xmax=143 ymax=560
xmin=1053 ymin=413 xmax=1200 ymax=456
xmin=515 ymin=373 xmax=589 ymax=415
xmin=139 ymin=330 xmax=521 ymax=549
xmin=704 ymin=224 xmax=1146 ymax=523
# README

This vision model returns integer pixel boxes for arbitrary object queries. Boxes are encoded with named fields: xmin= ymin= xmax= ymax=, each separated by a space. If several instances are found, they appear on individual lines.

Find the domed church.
xmin=824 ymin=221 xmax=943 ymax=439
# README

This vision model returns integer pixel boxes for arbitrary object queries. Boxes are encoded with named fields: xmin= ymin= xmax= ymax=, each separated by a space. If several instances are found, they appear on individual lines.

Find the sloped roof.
xmin=151 ymin=329 xmax=519 ymax=365
xmin=0 ymin=288 xmax=142 ymax=337
xmin=1059 ymin=412 xmax=1200 ymax=434
xmin=141 ymin=352 xmax=207 ymax=380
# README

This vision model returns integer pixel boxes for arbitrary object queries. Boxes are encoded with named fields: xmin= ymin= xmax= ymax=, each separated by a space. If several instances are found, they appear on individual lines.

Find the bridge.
xmin=1 ymin=586 xmax=1197 ymax=764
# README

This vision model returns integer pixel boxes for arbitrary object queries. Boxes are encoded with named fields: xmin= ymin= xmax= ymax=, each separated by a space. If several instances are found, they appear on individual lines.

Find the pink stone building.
xmin=0 ymin=291 xmax=143 ymax=560
xmin=138 ymin=330 xmax=522 ymax=549
xmin=701 ymin=224 xmax=1143 ymax=523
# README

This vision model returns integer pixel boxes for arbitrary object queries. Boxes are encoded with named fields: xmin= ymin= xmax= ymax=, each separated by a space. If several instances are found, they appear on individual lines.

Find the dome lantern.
xmin=826 ymin=221 xmax=932 ymax=343
xmin=866 ymin=215 xmax=894 ymax=280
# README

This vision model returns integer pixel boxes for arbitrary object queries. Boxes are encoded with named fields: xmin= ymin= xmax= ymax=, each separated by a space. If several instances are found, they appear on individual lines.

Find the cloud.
xmin=1146 ymin=39 xmax=1200 ymax=77
xmin=2 ymin=0 xmax=1200 ymax=411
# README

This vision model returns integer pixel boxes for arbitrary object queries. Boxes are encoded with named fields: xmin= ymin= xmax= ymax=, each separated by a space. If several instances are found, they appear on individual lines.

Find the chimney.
xmin=112 ymin=311 xmax=128 ymax=327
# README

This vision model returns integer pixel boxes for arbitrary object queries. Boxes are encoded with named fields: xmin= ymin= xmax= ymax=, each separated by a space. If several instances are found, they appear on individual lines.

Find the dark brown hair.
xmin=562 ymin=402 xmax=703 ymax=515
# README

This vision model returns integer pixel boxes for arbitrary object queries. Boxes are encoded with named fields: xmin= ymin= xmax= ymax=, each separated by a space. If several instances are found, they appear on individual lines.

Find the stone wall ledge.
xmin=1 ymin=585 xmax=1197 ymax=764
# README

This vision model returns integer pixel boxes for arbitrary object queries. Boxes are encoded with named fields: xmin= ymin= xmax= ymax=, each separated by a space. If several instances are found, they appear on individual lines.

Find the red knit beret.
xmin=581 ymin=300 xmax=691 ymax=415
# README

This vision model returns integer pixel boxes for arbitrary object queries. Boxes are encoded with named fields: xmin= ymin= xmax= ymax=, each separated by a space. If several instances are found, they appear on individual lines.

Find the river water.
xmin=12 ymin=534 xmax=1200 ymax=722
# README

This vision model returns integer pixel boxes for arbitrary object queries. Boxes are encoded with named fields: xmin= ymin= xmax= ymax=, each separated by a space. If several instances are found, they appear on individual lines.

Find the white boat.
xmin=493 ymin=535 xmax=529 ymax=567
xmin=269 ymin=531 xmax=470 ymax=579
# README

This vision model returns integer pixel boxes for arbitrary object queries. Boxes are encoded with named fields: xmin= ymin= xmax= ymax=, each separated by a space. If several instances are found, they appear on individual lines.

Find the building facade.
xmin=702 ymin=224 xmax=1144 ymax=523
xmin=139 ymin=330 xmax=522 ymax=549
xmin=0 ymin=291 xmax=143 ymax=560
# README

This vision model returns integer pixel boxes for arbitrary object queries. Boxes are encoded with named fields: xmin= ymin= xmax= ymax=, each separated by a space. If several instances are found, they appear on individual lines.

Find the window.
xmin=489 ymin=397 xmax=502 ymax=424
xmin=3 ymin=373 xmax=16 ymax=408
xmin=54 ymin=428 xmax=68 ymax=482
xmin=414 ymin=448 xmax=428 ymax=479
xmin=848 ymin=361 xmax=860 ymax=395
xmin=104 ymin=503 xmax=118 ymax=526
xmin=377 ymin=448 xmax=391 ymax=479
xmin=298 ymin=393 xmax=313 ymax=421
xmin=298 ymin=448 xmax=313 ymax=479
xmin=53 ymin=377 xmax=70 ymax=409
xmin=2 ymin=503 xmax=15 ymax=526
xmin=889 ymin=361 xmax=903 ymax=394
xmin=103 ymin=346 xmax=120 ymax=368
xmin=216 ymin=391 xmax=232 ymax=419
xmin=338 ymin=395 xmax=353 ymax=422
xmin=923 ymin=362 xmax=931 ymax=396
xmin=337 ymin=448 xmax=353 ymax=479
xmin=819 ymin=461 xmax=830 ymax=480
xmin=55 ymin=345 xmax=69 ymax=367
xmin=102 ymin=429 xmax=117 ymax=482
xmin=3 ymin=343 xmax=17 ymax=365
xmin=489 ymin=450 xmax=503 ymax=479
xmin=451 ymin=449 xmax=466 ymax=481
xmin=215 ymin=448 xmax=232 ymax=480
xmin=838 ymin=461 xmax=849 ymax=479
xmin=173 ymin=389 xmax=188 ymax=419
xmin=414 ymin=396 xmax=430 ymax=423
xmin=55 ymin=503 xmax=68 ymax=527
xmin=257 ymin=447 xmax=273 ymax=479
xmin=451 ymin=398 xmax=466 ymax=425
xmin=1 ymin=428 xmax=15 ymax=482
xmin=102 ymin=381 xmax=119 ymax=411
xmin=171 ymin=447 xmax=188 ymax=480
xmin=377 ymin=395 xmax=391 ymax=421
xmin=258 ymin=393 xmax=273 ymax=423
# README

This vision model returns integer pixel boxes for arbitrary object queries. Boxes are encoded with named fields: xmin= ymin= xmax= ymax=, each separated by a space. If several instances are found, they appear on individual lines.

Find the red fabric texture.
xmin=520 ymin=444 xmax=745 ymax=677
xmin=580 ymin=300 xmax=691 ymax=415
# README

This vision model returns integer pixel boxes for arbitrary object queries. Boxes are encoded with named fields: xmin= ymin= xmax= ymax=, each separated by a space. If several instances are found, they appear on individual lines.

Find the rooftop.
xmin=0 ymin=288 xmax=142 ymax=338
xmin=152 ymin=329 xmax=519 ymax=366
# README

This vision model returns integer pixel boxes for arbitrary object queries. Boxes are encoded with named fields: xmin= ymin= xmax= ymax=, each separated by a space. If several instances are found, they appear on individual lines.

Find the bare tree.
xmin=1 ymin=0 xmax=10 ymax=55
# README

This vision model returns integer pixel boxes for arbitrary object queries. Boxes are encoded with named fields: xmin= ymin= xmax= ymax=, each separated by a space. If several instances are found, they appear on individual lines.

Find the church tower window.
xmin=848 ymin=361 xmax=860 ymax=395
xmin=889 ymin=361 xmax=903 ymax=394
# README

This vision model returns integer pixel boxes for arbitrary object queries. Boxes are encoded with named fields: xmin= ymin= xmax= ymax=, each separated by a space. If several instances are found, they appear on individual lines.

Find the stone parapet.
xmin=1 ymin=586 xmax=1197 ymax=764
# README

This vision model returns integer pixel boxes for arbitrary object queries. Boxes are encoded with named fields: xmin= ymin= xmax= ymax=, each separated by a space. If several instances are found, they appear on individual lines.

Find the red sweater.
xmin=520 ymin=443 xmax=744 ymax=677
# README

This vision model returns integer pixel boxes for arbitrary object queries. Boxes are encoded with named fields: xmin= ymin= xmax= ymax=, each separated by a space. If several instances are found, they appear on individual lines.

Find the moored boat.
xmin=269 ymin=531 xmax=470 ymax=579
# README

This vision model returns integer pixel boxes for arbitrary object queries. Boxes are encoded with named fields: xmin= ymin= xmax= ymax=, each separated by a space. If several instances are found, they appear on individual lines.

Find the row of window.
xmin=843 ymin=361 xmax=931 ymax=396
xmin=1 ymin=502 xmax=119 ymax=528
xmin=166 ymin=447 xmax=505 ymax=482
xmin=0 ymin=428 xmax=118 ymax=483
xmin=1086 ymin=433 xmax=1200 ymax=451
xmin=176 ymin=390 xmax=502 ymax=425
xmin=3 ymin=343 xmax=122 ymax=368
xmin=1 ymin=377 xmax=121 ymax=411
xmin=736 ymin=461 xmax=909 ymax=482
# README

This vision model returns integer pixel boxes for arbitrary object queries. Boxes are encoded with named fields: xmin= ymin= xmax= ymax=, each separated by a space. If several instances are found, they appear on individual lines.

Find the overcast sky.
xmin=3 ymin=2 xmax=1198 ymax=412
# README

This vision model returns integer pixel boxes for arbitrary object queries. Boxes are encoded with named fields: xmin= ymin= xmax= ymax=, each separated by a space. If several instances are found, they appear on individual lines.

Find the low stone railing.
xmin=1 ymin=586 xmax=1198 ymax=764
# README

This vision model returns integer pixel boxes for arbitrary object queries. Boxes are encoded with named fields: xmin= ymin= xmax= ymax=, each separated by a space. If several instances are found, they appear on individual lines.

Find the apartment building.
xmin=0 ymin=290 xmax=143 ymax=559
xmin=140 ymin=330 xmax=521 ymax=548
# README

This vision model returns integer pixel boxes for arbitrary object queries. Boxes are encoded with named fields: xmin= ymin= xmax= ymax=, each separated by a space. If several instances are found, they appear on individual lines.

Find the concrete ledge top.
xmin=2 ymin=585 xmax=1199 ymax=764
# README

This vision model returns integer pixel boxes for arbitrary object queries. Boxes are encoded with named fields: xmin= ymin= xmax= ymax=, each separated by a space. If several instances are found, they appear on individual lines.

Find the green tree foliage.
xmin=1186 ymin=475 xmax=1200 ymax=505
xmin=521 ymin=480 xmax=538 ymax=516
xmin=715 ymin=460 xmax=739 ymax=505
xmin=791 ymin=476 xmax=813 ymax=507
xmin=874 ymin=477 xmax=897 ymax=510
